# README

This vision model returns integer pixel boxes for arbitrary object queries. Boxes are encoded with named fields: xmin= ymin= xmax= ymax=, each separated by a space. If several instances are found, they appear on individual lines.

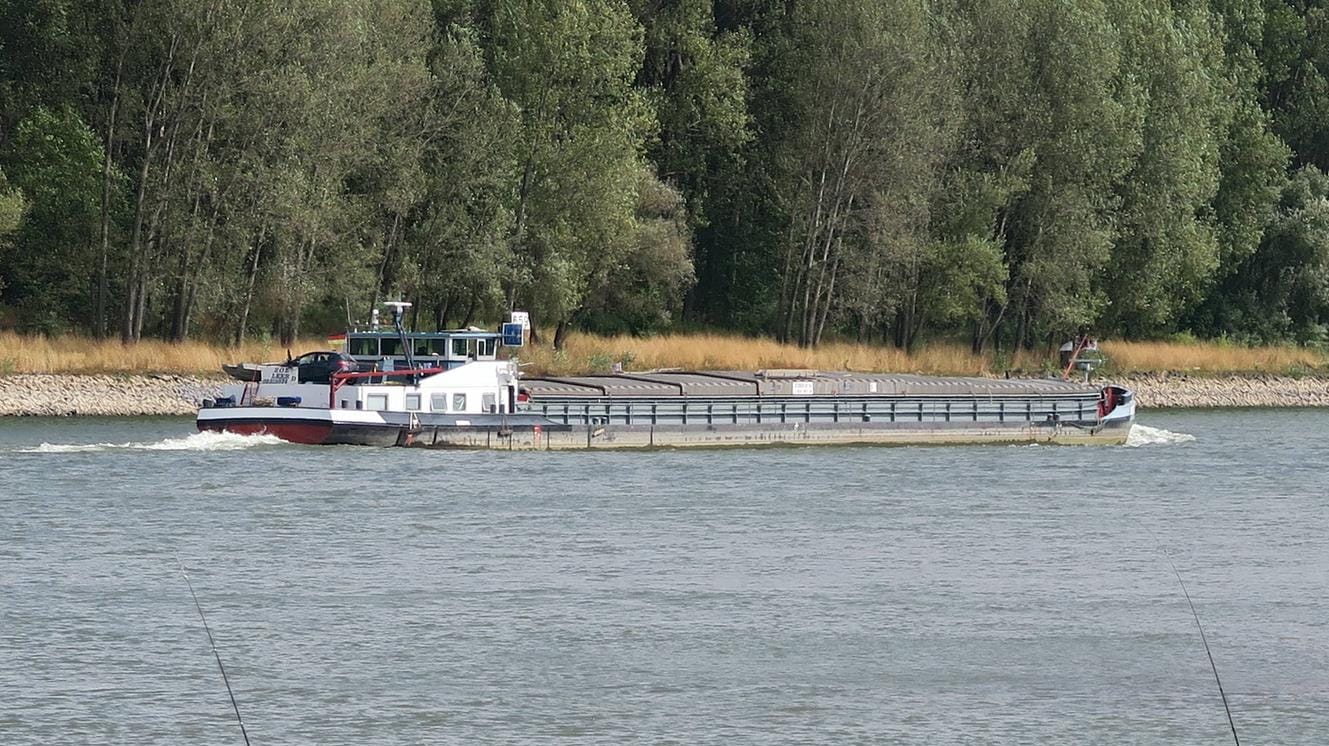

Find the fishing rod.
xmin=1157 ymin=546 xmax=1240 ymax=746
xmin=178 ymin=559 xmax=252 ymax=746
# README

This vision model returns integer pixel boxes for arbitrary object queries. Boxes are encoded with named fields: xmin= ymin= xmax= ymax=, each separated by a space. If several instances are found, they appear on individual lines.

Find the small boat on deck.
xmin=197 ymin=306 xmax=1136 ymax=448
xmin=221 ymin=363 xmax=261 ymax=382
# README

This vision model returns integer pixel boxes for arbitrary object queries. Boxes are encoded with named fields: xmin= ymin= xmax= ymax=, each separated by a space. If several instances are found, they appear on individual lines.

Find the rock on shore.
xmin=0 ymin=374 xmax=222 ymax=416
xmin=0 ymin=372 xmax=1327 ymax=416
xmin=1118 ymin=373 xmax=1329 ymax=408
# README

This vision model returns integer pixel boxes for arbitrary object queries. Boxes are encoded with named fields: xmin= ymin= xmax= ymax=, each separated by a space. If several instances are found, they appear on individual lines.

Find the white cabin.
xmin=218 ymin=360 xmax=521 ymax=416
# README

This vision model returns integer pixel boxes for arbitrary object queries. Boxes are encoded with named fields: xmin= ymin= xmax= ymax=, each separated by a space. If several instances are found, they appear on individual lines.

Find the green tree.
xmin=1260 ymin=0 xmax=1329 ymax=170
xmin=768 ymin=0 xmax=955 ymax=347
xmin=1206 ymin=0 xmax=1288 ymax=273
xmin=0 ymin=166 xmax=25 ymax=298
xmin=1205 ymin=166 xmax=1329 ymax=342
xmin=1100 ymin=2 xmax=1231 ymax=335
xmin=634 ymin=0 xmax=749 ymax=213
xmin=0 ymin=106 xmax=103 ymax=331
xmin=943 ymin=0 xmax=1139 ymax=350
xmin=399 ymin=17 xmax=516 ymax=330
xmin=96 ymin=0 xmax=440 ymax=344
xmin=486 ymin=0 xmax=657 ymax=347
xmin=0 ymin=167 xmax=23 ymax=234
xmin=580 ymin=168 xmax=695 ymax=333
xmin=0 ymin=0 xmax=104 ymax=135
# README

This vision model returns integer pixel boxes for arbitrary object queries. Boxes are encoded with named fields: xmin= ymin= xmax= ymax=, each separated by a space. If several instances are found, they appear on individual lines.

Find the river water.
xmin=0 ymin=410 xmax=1325 ymax=744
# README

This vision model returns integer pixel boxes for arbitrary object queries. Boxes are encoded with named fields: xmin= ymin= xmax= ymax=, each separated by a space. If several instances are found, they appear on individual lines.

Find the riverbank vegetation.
xmin=524 ymin=335 xmax=1329 ymax=377
xmin=3 ymin=330 xmax=1324 ymax=377
xmin=3 ymin=1 xmax=1329 ymax=352
xmin=0 ymin=330 xmax=316 ymax=376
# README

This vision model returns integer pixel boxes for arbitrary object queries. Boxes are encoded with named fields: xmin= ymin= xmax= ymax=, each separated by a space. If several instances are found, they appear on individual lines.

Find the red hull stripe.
xmin=199 ymin=420 xmax=334 ymax=445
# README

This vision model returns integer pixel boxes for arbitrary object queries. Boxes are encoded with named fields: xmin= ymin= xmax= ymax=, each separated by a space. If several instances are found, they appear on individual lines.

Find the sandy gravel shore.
xmin=1 ymin=372 xmax=1327 ymax=417
xmin=1118 ymin=372 xmax=1329 ymax=409
xmin=0 ymin=374 xmax=223 ymax=416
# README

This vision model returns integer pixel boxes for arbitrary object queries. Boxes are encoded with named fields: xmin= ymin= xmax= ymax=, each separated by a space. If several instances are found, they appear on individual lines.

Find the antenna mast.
xmin=383 ymin=301 xmax=415 ymax=373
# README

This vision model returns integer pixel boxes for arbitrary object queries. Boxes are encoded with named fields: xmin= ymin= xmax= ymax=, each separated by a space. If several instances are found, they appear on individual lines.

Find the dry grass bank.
xmin=1097 ymin=339 xmax=1326 ymax=374
xmin=0 ymin=331 xmax=324 ymax=375
xmin=519 ymin=332 xmax=1328 ymax=376
xmin=516 ymin=333 xmax=1024 ymax=376
xmin=1 ymin=329 xmax=1325 ymax=376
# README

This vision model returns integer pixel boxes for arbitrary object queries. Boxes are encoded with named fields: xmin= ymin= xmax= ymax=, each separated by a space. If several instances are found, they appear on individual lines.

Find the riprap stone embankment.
xmin=1118 ymin=373 xmax=1329 ymax=408
xmin=0 ymin=372 xmax=1327 ymax=416
xmin=0 ymin=374 xmax=222 ymax=416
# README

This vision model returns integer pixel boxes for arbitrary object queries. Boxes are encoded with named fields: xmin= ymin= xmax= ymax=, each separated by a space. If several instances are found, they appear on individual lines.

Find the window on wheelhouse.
xmin=381 ymin=338 xmax=403 ymax=356
xmin=451 ymin=338 xmax=468 ymax=357
xmin=349 ymin=337 xmax=378 ymax=356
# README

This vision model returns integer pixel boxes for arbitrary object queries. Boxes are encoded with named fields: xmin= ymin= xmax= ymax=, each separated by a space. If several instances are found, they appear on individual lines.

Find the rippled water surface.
xmin=1 ymin=410 xmax=1327 ymax=744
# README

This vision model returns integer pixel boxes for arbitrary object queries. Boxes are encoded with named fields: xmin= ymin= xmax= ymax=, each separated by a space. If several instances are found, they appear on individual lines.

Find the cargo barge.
xmin=196 ymin=306 xmax=1135 ymax=448
xmin=515 ymin=370 xmax=1134 ymax=448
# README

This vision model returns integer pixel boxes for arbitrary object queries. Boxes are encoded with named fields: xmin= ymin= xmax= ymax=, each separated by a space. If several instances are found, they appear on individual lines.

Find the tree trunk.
xmin=133 ymin=271 xmax=148 ymax=341
xmin=169 ymin=276 xmax=188 ymax=341
xmin=168 ymin=193 xmax=203 ymax=341
xmin=813 ymin=255 xmax=840 ymax=346
xmin=527 ymin=312 xmax=542 ymax=346
xmin=121 ymin=149 xmax=154 ymax=341
xmin=553 ymin=319 xmax=570 ymax=351
xmin=234 ymin=226 xmax=266 ymax=345
xmin=782 ymin=94 xmax=841 ymax=342
xmin=120 ymin=36 xmax=178 ymax=342
xmin=793 ymin=168 xmax=830 ymax=345
xmin=508 ymin=75 xmax=551 ymax=311
xmin=971 ymin=299 xmax=1008 ymax=355
xmin=374 ymin=212 xmax=401 ymax=302
xmin=436 ymin=294 xmax=453 ymax=330
xmin=509 ymin=155 xmax=535 ymax=311
xmin=168 ymin=99 xmax=214 ymax=342
xmin=177 ymin=208 xmax=218 ymax=342
xmin=97 ymin=61 xmax=123 ymax=338
xmin=280 ymin=314 xmax=299 ymax=348
xmin=1014 ymin=303 xmax=1028 ymax=351
xmin=461 ymin=294 xmax=478 ymax=328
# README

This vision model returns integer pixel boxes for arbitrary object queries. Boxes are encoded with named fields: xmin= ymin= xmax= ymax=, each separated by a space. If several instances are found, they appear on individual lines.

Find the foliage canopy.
xmin=2 ymin=0 xmax=1328 ymax=348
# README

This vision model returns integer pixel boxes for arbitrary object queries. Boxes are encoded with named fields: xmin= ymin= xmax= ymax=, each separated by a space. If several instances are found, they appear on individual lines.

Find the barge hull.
xmin=410 ymin=418 xmax=1132 ymax=450
xmin=198 ymin=415 xmax=1130 ymax=448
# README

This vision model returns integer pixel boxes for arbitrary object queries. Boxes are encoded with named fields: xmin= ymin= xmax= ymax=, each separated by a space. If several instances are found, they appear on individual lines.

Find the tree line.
xmin=2 ymin=0 xmax=1329 ymax=351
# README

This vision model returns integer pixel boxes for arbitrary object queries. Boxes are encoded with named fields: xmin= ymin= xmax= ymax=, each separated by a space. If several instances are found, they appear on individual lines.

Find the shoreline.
xmin=1 ymin=372 xmax=1327 ymax=417
xmin=0 ymin=374 xmax=223 ymax=417
xmin=1118 ymin=371 xmax=1329 ymax=409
